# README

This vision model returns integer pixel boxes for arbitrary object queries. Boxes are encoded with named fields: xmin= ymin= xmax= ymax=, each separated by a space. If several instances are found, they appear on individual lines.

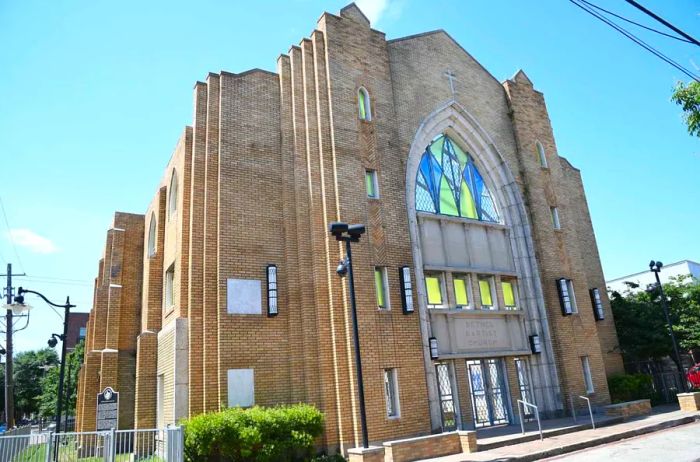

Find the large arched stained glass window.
xmin=415 ymin=134 xmax=499 ymax=223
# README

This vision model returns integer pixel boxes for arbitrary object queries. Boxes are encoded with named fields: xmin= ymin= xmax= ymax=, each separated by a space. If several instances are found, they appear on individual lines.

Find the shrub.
xmin=182 ymin=404 xmax=324 ymax=462
xmin=608 ymin=373 xmax=655 ymax=404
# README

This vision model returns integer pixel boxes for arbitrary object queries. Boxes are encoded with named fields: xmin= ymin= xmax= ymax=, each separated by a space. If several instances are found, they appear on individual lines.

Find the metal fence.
xmin=0 ymin=426 xmax=183 ymax=462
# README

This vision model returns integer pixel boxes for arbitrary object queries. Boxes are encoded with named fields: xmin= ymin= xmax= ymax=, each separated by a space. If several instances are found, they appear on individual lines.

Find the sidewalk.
xmin=424 ymin=407 xmax=699 ymax=461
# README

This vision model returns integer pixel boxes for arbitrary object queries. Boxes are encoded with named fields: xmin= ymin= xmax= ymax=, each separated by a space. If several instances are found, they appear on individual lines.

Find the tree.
xmin=38 ymin=341 xmax=84 ymax=419
xmin=610 ymin=276 xmax=700 ymax=369
xmin=671 ymin=81 xmax=700 ymax=137
xmin=13 ymin=348 xmax=59 ymax=419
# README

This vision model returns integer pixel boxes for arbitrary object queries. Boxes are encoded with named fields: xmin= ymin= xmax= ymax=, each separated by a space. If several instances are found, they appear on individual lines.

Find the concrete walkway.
xmin=423 ymin=407 xmax=700 ymax=461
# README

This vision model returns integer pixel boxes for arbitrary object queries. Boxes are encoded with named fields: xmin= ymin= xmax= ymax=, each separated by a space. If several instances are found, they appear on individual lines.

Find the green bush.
xmin=181 ymin=404 xmax=324 ymax=462
xmin=607 ymin=373 xmax=655 ymax=404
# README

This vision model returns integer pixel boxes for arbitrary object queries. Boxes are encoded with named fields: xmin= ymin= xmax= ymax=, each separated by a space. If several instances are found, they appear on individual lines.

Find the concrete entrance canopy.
xmin=404 ymin=100 xmax=562 ymax=430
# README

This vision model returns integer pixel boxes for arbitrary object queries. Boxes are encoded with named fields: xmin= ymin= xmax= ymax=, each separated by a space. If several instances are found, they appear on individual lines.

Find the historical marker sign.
xmin=96 ymin=387 xmax=119 ymax=431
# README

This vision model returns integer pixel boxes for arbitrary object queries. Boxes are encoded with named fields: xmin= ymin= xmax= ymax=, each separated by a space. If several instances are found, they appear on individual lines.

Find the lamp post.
xmin=329 ymin=221 xmax=369 ymax=449
xmin=649 ymin=260 xmax=687 ymax=392
xmin=13 ymin=287 xmax=75 ymax=432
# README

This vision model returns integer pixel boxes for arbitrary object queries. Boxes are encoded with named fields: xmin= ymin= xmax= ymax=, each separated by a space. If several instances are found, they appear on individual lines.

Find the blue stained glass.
xmin=415 ymin=134 xmax=500 ymax=223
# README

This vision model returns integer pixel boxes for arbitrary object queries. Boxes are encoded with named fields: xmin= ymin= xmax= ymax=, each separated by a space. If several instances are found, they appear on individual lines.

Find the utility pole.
xmin=2 ymin=263 xmax=25 ymax=428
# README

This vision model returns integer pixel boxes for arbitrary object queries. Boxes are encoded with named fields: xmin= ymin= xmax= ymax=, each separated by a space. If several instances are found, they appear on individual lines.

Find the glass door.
xmin=467 ymin=358 xmax=511 ymax=427
xmin=436 ymin=362 xmax=458 ymax=431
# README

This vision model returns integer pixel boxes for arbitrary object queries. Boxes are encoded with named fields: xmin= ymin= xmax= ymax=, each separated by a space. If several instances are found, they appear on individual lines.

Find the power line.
xmin=578 ymin=0 xmax=692 ymax=43
xmin=0 ymin=195 xmax=26 ymax=273
xmin=624 ymin=0 xmax=700 ymax=47
xmin=569 ymin=0 xmax=700 ymax=83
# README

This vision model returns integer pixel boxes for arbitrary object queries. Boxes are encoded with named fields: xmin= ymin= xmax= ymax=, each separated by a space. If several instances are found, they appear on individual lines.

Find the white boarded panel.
xmin=487 ymin=228 xmax=514 ymax=271
xmin=444 ymin=222 xmax=469 ymax=267
xmin=467 ymin=225 xmax=491 ymax=268
xmin=419 ymin=219 xmax=446 ymax=267
xmin=227 ymin=279 xmax=262 ymax=315
xmin=227 ymin=369 xmax=254 ymax=407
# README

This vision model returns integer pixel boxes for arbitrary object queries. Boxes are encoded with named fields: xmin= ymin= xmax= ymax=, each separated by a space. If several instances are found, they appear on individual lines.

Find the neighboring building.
xmin=607 ymin=260 xmax=700 ymax=294
xmin=65 ymin=312 xmax=89 ymax=352
xmin=75 ymin=3 xmax=623 ymax=453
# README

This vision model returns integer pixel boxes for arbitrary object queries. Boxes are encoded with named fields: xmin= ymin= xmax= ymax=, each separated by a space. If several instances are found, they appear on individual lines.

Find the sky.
xmin=0 ymin=0 xmax=698 ymax=354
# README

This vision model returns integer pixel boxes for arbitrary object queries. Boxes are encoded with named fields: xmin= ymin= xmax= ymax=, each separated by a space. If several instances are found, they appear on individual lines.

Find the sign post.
xmin=96 ymin=387 xmax=119 ymax=431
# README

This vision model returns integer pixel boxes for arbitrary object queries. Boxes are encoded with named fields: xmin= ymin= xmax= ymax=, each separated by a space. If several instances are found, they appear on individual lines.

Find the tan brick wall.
xmin=503 ymin=73 xmax=619 ymax=408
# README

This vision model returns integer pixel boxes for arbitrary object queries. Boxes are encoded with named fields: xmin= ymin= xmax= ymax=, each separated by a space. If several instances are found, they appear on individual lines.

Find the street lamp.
xmin=649 ymin=260 xmax=687 ymax=392
xmin=329 ymin=221 xmax=369 ymax=449
xmin=13 ymin=287 xmax=75 ymax=432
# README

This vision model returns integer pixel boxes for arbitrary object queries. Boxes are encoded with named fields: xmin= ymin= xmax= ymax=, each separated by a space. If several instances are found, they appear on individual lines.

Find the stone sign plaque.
xmin=430 ymin=311 xmax=529 ymax=357
xmin=96 ymin=387 xmax=119 ymax=431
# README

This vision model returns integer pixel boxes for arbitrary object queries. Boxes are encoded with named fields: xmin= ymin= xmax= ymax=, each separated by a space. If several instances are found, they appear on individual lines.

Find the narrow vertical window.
xmin=384 ymin=368 xmax=400 ymax=418
xmin=358 ymin=87 xmax=371 ymax=121
xmin=375 ymin=267 xmax=389 ymax=309
xmin=581 ymin=356 xmax=594 ymax=394
xmin=590 ymin=288 xmax=605 ymax=320
xmin=536 ymin=141 xmax=548 ymax=168
xmin=502 ymin=280 xmax=517 ymax=310
xmin=156 ymin=374 xmax=165 ymax=428
xmin=365 ymin=169 xmax=378 ymax=198
xmin=550 ymin=206 xmax=561 ymax=230
xmin=399 ymin=266 xmax=414 ymax=314
xmin=165 ymin=264 xmax=175 ymax=308
xmin=425 ymin=274 xmax=443 ymax=308
xmin=453 ymin=276 xmax=469 ymax=308
xmin=478 ymin=277 xmax=494 ymax=309
xmin=147 ymin=213 xmax=157 ymax=257
xmin=557 ymin=278 xmax=577 ymax=315
xmin=168 ymin=170 xmax=178 ymax=221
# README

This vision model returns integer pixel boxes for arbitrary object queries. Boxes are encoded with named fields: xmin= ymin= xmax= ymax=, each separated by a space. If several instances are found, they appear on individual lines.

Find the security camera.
xmin=336 ymin=258 xmax=349 ymax=277
xmin=48 ymin=337 xmax=58 ymax=348
xmin=329 ymin=222 xmax=349 ymax=240
xmin=347 ymin=224 xmax=366 ymax=238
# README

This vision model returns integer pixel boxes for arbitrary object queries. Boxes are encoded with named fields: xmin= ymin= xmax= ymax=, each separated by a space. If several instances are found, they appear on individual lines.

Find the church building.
xmin=75 ymin=3 xmax=623 ymax=453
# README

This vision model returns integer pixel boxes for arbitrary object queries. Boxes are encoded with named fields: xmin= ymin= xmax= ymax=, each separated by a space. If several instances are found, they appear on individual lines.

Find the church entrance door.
xmin=467 ymin=359 xmax=510 ymax=427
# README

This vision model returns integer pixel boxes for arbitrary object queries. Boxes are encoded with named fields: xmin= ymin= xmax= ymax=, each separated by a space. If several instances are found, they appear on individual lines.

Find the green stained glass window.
xmin=415 ymin=134 xmax=499 ymax=223
xmin=366 ymin=170 xmax=377 ymax=198
xmin=426 ymin=276 xmax=442 ymax=305
xmin=358 ymin=88 xmax=370 ymax=121
xmin=454 ymin=278 xmax=468 ymax=307
xmin=479 ymin=279 xmax=493 ymax=308
xmin=502 ymin=281 xmax=516 ymax=308
xmin=375 ymin=268 xmax=386 ymax=308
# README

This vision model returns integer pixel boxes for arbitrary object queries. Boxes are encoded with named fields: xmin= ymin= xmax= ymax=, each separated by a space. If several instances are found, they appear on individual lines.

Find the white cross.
xmin=444 ymin=70 xmax=458 ymax=97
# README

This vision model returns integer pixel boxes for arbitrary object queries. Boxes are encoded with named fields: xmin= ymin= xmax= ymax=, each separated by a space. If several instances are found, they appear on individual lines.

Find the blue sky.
xmin=1 ymin=0 xmax=698 ymax=353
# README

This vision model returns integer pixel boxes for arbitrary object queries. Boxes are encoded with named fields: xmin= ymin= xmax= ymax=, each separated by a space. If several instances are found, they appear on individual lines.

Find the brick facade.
xmin=76 ymin=3 xmax=623 ymax=454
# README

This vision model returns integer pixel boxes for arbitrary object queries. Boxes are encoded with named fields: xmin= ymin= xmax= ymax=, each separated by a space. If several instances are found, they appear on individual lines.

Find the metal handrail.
xmin=570 ymin=395 xmax=596 ymax=429
xmin=517 ymin=399 xmax=542 ymax=441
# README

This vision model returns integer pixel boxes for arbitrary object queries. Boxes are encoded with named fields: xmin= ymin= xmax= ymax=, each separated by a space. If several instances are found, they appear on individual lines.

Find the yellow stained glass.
xmin=359 ymin=90 xmax=367 ymax=120
xmin=375 ymin=268 xmax=386 ymax=307
xmin=439 ymin=176 xmax=458 ymax=216
xmin=479 ymin=279 xmax=492 ymax=307
xmin=451 ymin=139 xmax=469 ymax=167
xmin=430 ymin=136 xmax=445 ymax=162
xmin=459 ymin=180 xmax=478 ymax=219
xmin=426 ymin=276 xmax=442 ymax=305
xmin=502 ymin=281 xmax=516 ymax=307
xmin=454 ymin=278 xmax=468 ymax=306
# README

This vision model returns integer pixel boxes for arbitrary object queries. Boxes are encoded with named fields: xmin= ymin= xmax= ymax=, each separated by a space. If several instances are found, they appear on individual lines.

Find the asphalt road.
xmin=544 ymin=421 xmax=700 ymax=462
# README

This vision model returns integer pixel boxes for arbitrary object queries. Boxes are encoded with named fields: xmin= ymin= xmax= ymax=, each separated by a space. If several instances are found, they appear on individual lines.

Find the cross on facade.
xmin=444 ymin=70 xmax=458 ymax=97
